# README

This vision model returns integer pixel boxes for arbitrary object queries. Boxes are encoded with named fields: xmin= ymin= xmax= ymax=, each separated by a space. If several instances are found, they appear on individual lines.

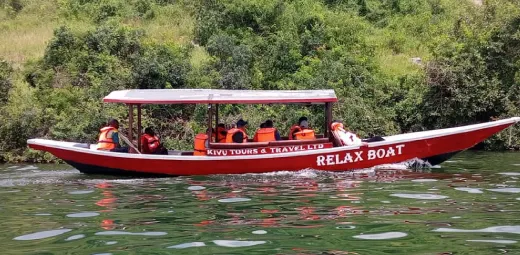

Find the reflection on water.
xmin=353 ymin=231 xmax=408 ymax=240
xmin=65 ymin=234 xmax=85 ymax=241
xmin=467 ymin=239 xmax=518 ymax=244
xmin=433 ymin=226 xmax=520 ymax=234
xmin=13 ymin=229 xmax=72 ymax=241
xmin=168 ymin=241 xmax=206 ymax=249
xmin=454 ymin=187 xmax=484 ymax=194
xmin=1 ymin=151 xmax=520 ymax=254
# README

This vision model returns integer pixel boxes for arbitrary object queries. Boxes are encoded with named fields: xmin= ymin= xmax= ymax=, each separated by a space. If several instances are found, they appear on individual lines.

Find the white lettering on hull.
xmin=207 ymin=143 xmax=328 ymax=156
xmin=316 ymin=144 xmax=406 ymax=166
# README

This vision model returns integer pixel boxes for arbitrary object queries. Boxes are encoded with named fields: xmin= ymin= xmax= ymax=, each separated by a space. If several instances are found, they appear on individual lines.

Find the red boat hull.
xmin=27 ymin=118 xmax=519 ymax=176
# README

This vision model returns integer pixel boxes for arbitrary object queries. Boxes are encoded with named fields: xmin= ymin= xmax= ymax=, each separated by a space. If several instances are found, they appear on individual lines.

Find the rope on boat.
xmin=119 ymin=133 xmax=141 ymax=154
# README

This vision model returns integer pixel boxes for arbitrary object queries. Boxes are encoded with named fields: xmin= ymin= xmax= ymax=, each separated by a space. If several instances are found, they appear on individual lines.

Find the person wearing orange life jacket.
xmin=253 ymin=122 xmax=266 ymax=142
xmin=97 ymin=119 xmax=129 ymax=153
xmin=194 ymin=128 xmax=214 ymax=156
xmin=216 ymin=123 xmax=228 ymax=143
xmin=254 ymin=120 xmax=281 ymax=142
xmin=141 ymin=127 xmax=168 ymax=155
xmin=331 ymin=120 xmax=385 ymax=145
xmin=291 ymin=116 xmax=316 ymax=140
xmin=289 ymin=116 xmax=306 ymax=140
xmin=226 ymin=119 xmax=249 ymax=143
xmin=331 ymin=120 xmax=363 ymax=146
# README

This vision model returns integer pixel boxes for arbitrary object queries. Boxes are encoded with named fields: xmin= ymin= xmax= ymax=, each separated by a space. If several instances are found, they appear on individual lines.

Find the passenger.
xmin=97 ymin=119 xmax=129 ymax=153
xmin=216 ymin=123 xmax=227 ymax=143
xmin=252 ymin=122 xmax=265 ymax=142
xmin=141 ymin=127 xmax=168 ymax=155
xmin=292 ymin=117 xmax=316 ymax=140
xmin=225 ymin=119 xmax=249 ymax=143
xmin=254 ymin=119 xmax=281 ymax=142
xmin=331 ymin=121 xmax=363 ymax=146
xmin=289 ymin=116 xmax=305 ymax=140
xmin=194 ymin=128 xmax=213 ymax=156
xmin=331 ymin=120 xmax=384 ymax=145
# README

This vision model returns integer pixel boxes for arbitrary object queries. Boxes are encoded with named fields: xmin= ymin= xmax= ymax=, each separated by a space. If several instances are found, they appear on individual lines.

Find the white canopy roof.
xmin=103 ymin=89 xmax=337 ymax=104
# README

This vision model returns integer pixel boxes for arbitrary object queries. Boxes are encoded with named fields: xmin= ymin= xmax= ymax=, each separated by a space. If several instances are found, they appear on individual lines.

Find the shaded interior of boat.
xmin=85 ymin=89 xmax=465 ymax=165
xmin=97 ymin=89 xmax=338 ymax=156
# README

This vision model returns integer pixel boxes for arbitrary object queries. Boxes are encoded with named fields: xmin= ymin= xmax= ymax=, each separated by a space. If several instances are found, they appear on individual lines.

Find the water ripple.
xmin=218 ymin=198 xmax=251 ymax=203
xmin=213 ymin=240 xmax=266 ymax=247
xmin=499 ymin=172 xmax=520 ymax=176
xmin=65 ymin=234 xmax=85 ymax=241
xmin=68 ymin=190 xmax=94 ymax=195
xmin=14 ymin=229 xmax=72 ymax=240
xmin=487 ymin=188 xmax=520 ymax=193
xmin=454 ymin=187 xmax=483 ymax=194
xmin=390 ymin=193 xmax=448 ymax=199
xmin=188 ymin=186 xmax=206 ymax=191
xmin=95 ymin=231 xmax=167 ymax=236
xmin=167 ymin=242 xmax=206 ymax=249
xmin=467 ymin=239 xmax=517 ymax=244
xmin=66 ymin=212 xmax=99 ymax=218
xmin=411 ymin=179 xmax=438 ymax=182
xmin=17 ymin=166 xmax=38 ymax=171
xmin=433 ymin=226 xmax=520 ymax=234
xmin=353 ymin=232 xmax=407 ymax=240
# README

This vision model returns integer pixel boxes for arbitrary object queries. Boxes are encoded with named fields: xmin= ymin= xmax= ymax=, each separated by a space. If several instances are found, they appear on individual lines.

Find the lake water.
xmin=1 ymin=151 xmax=520 ymax=254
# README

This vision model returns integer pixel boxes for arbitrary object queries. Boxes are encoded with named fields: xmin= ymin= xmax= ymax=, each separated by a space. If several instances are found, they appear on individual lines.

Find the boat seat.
xmin=209 ymin=142 xmax=270 ymax=149
xmin=168 ymin=150 xmax=194 ymax=156
xmin=278 ymin=134 xmax=324 ymax=140
xmin=268 ymin=138 xmax=330 ymax=147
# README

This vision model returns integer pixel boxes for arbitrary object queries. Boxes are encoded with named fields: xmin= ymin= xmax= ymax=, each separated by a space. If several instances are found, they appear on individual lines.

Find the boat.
xmin=27 ymin=89 xmax=520 ymax=176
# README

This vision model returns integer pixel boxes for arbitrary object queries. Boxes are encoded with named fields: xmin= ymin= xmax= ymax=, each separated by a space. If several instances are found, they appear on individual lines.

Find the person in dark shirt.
xmin=226 ymin=119 xmax=249 ymax=143
xmin=264 ymin=120 xmax=281 ymax=141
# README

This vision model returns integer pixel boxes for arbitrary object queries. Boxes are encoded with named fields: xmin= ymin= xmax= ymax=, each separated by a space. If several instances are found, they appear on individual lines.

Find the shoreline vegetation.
xmin=0 ymin=0 xmax=519 ymax=163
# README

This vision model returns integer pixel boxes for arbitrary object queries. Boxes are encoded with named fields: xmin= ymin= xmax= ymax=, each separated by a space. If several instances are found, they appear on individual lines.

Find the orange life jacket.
xmin=142 ymin=133 xmax=160 ymax=154
xmin=331 ymin=122 xmax=344 ymax=132
xmin=289 ymin=125 xmax=302 ymax=140
xmin=217 ymin=127 xmax=227 ymax=143
xmin=294 ymin=129 xmax=316 ymax=140
xmin=194 ymin=133 xmax=208 ymax=156
xmin=254 ymin=128 xmax=277 ymax=142
xmin=225 ymin=128 xmax=248 ymax=143
xmin=97 ymin=127 xmax=117 ymax=150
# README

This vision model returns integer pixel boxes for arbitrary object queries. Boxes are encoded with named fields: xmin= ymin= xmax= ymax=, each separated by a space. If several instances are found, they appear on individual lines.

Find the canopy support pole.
xmin=207 ymin=104 xmax=213 ymax=148
xmin=325 ymin=102 xmax=332 ymax=138
xmin=215 ymin=104 xmax=219 ymax=143
xmin=128 ymin=104 xmax=134 ymax=150
xmin=137 ymin=104 xmax=142 ymax=152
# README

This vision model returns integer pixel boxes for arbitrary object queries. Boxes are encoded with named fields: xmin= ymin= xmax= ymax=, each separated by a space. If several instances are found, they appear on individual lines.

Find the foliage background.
xmin=0 ymin=0 xmax=519 ymax=162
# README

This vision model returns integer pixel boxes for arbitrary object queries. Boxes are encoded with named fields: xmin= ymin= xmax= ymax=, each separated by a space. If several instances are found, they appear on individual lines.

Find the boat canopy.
xmin=103 ymin=89 xmax=337 ymax=105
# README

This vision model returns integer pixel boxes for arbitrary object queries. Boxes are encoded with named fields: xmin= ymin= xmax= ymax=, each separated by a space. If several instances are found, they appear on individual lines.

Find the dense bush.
xmin=1 ymin=0 xmax=519 ymax=162
xmin=422 ymin=1 xmax=520 ymax=148
xmin=0 ymin=59 xmax=12 ymax=103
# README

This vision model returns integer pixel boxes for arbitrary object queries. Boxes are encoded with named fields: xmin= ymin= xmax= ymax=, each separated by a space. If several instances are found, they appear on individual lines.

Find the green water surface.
xmin=1 ymin=151 xmax=520 ymax=254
